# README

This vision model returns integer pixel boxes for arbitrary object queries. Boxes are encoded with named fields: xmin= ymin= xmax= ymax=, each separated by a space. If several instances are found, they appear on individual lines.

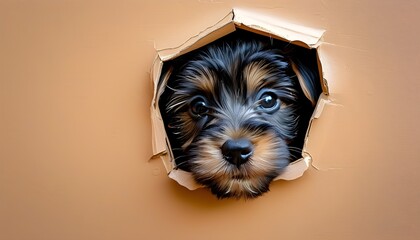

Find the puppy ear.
xmin=290 ymin=59 xmax=322 ymax=106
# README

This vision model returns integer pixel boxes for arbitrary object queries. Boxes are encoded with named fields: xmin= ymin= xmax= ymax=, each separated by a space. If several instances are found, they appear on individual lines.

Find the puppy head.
xmin=159 ymin=40 xmax=320 ymax=199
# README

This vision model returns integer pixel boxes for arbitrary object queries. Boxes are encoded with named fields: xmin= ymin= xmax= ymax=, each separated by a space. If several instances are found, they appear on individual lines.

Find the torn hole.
xmin=150 ymin=9 xmax=329 ymax=198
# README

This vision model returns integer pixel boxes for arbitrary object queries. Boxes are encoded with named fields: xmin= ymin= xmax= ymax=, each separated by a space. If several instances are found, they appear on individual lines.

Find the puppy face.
xmin=160 ymin=40 xmax=318 ymax=199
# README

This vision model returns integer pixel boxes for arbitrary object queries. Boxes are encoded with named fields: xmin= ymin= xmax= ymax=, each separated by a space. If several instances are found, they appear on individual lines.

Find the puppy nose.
xmin=221 ymin=139 xmax=253 ymax=167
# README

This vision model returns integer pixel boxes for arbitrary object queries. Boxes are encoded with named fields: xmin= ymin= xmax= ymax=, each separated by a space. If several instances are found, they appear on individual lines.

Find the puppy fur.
xmin=159 ymin=31 xmax=321 ymax=199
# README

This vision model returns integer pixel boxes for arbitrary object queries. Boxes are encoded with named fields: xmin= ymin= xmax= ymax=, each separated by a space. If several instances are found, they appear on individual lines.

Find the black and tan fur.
xmin=159 ymin=31 xmax=321 ymax=199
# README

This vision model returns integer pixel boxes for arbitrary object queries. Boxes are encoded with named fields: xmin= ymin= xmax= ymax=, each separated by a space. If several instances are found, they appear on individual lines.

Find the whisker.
xmin=165 ymin=85 xmax=178 ymax=92
xmin=288 ymin=146 xmax=303 ymax=152
xmin=167 ymin=100 xmax=188 ymax=111
xmin=173 ymin=158 xmax=189 ymax=169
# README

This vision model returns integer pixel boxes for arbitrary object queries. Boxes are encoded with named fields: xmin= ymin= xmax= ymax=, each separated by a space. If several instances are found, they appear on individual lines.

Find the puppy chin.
xmin=191 ymin=159 xmax=287 ymax=199
xmin=206 ymin=174 xmax=277 ymax=199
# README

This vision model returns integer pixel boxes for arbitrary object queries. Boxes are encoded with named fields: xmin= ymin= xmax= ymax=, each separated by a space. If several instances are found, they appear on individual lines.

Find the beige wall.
xmin=1 ymin=1 xmax=419 ymax=239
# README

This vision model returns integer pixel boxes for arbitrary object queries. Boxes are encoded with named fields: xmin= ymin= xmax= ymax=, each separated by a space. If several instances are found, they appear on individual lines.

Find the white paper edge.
xmin=233 ymin=9 xmax=325 ymax=47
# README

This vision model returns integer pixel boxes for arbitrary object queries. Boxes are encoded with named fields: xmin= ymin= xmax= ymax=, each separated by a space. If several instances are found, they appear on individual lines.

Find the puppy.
xmin=159 ymin=35 xmax=321 ymax=199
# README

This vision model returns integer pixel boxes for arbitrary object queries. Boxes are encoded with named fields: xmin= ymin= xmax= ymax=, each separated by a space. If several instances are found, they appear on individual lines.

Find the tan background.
xmin=1 ymin=0 xmax=419 ymax=239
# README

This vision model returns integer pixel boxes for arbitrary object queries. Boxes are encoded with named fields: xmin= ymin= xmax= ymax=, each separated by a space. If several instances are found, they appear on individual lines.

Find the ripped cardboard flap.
xmin=157 ymin=9 xmax=325 ymax=62
xmin=150 ymin=8 xmax=327 ymax=189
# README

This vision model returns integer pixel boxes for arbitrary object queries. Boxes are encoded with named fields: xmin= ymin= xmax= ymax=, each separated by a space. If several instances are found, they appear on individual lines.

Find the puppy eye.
xmin=189 ymin=96 xmax=209 ymax=117
xmin=258 ymin=91 xmax=280 ymax=113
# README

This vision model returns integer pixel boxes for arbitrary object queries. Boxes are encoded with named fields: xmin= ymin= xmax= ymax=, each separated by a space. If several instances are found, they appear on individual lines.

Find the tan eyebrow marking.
xmin=184 ymin=67 xmax=217 ymax=93
xmin=243 ymin=62 xmax=270 ymax=96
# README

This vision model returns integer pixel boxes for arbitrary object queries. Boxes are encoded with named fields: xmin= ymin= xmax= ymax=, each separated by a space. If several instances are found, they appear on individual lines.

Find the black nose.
xmin=221 ymin=138 xmax=254 ymax=167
